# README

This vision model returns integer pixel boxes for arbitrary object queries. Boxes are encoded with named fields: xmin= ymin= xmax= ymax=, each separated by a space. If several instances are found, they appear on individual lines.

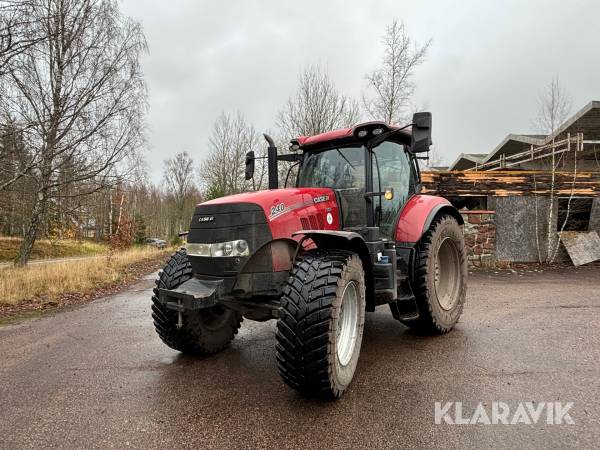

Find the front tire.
xmin=401 ymin=214 xmax=467 ymax=334
xmin=151 ymin=249 xmax=243 ymax=354
xmin=276 ymin=250 xmax=366 ymax=400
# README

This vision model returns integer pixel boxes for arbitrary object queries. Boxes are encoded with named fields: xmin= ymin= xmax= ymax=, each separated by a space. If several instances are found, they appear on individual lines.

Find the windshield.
xmin=297 ymin=147 xmax=365 ymax=189
xmin=297 ymin=147 xmax=367 ymax=229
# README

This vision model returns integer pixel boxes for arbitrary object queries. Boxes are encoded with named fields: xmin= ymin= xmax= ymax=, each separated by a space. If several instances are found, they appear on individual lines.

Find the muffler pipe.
xmin=264 ymin=133 xmax=278 ymax=190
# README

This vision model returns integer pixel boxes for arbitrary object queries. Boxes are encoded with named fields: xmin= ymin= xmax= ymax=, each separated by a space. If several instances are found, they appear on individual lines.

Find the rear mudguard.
xmin=395 ymin=194 xmax=463 ymax=244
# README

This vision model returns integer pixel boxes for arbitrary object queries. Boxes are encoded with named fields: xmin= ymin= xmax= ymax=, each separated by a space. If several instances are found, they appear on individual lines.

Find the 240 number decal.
xmin=270 ymin=203 xmax=285 ymax=217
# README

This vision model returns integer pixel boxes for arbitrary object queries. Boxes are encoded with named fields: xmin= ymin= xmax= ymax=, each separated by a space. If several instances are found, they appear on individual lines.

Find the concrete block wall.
xmin=460 ymin=211 xmax=496 ymax=267
xmin=489 ymin=196 xmax=558 ymax=262
xmin=590 ymin=198 xmax=600 ymax=233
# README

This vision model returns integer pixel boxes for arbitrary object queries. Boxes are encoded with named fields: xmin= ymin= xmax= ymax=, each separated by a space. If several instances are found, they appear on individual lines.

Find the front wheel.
xmin=401 ymin=214 xmax=467 ymax=334
xmin=276 ymin=250 xmax=366 ymax=400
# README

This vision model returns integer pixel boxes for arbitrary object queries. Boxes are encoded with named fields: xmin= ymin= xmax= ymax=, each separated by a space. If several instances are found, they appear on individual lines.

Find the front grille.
xmin=300 ymin=213 xmax=325 ymax=230
xmin=187 ymin=202 xmax=271 ymax=277
xmin=316 ymin=213 xmax=325 ymax=229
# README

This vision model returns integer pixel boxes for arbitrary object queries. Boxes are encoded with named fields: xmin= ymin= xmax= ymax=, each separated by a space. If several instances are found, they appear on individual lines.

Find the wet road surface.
xmin=1 ymin=267 xmax=599 ymax=449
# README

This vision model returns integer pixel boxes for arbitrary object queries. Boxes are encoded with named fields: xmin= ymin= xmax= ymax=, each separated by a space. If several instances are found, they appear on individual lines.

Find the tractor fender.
xmin=291 ymin=230 xmax=371 ymax=265
xmin=395 ymin=195 xmax=464 ymax=244
xmin=291 ymin=230 xmax=373 ymax=298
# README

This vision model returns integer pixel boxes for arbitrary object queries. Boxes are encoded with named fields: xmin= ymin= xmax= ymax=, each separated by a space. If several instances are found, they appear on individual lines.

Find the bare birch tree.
xmin=0 ymin=0 xmax=147 ymax=266
xmin=533 ymin=76 xmax=572 ymax=135
xmin=0 ymin=0 xmax=46 ymax=77
xmin=0 ymin=1 xmax=46 ymax=190
xmin=200 ymin=112 xmax=266 ymax=199
xmin=363 ymin=19 xmax=431 ymax=124
xmin=531 ymin=76 xmax=573 ymax=262
xmin=163 ymin=151 xmax=198 ymax=233
xmin=277 ymin=65 xmax=360 ymax=139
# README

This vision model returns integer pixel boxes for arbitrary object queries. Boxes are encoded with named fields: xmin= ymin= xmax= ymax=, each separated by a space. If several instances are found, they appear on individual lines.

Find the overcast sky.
xmin=120 ymin=0 xmax=599 ymax=183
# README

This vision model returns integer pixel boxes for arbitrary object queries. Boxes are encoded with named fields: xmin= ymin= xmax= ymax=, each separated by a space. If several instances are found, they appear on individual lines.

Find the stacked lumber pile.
xmin=421 ymin=171 xmax=600 ymax=197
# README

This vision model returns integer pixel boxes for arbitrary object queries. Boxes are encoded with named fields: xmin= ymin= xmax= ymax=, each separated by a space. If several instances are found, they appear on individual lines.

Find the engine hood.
xmin=187 ymin=187 xmax=341 ymax=278
xmin=200 ymin=188 xmax=334 ymax=222
xmin=190 ymin=187 xmax=340 ymax=243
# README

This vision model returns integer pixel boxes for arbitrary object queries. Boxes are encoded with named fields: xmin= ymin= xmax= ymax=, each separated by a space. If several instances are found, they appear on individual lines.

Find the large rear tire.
xmin=151 ymin=249 xmax=243 ymax=355
xmin=401 ymin=214 xmax=467 ymax=334
xmin=276 ymin=249 xmax=366 ymax=400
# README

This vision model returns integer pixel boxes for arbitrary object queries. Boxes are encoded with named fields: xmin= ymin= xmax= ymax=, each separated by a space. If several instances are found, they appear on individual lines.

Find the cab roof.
xmin=291 ymin=121 xmax=412 ymax=149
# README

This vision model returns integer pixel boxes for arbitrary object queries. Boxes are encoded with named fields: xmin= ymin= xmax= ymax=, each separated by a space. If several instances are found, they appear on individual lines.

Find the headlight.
xmin=186 ymin=243 xmax=210 ymax=256
xmin=186 ymin=240 xmax=250 ymax=257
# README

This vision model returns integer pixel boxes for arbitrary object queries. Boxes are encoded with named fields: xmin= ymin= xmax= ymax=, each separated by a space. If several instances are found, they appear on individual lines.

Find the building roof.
xmin=447 ymin=153 xmax=487 ymax=171
xmin=448 ymin=101 xmax=600 ymax=170
xmin=479 ymin=134 xmax=546 ymax=165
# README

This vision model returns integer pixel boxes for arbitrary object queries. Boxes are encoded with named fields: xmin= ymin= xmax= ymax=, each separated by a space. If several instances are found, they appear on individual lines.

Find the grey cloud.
xmin=120 ymin=0 xmax=600 ymax=182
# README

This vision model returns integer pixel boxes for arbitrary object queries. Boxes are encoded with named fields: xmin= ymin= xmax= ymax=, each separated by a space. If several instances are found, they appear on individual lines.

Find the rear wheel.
xmin=151 ymin=249 xmax=243 ymax=354
xmin=276 ymin=249 xmax=366 ymax=400
xmin=401 ymin=215 xmax=467 ymax=333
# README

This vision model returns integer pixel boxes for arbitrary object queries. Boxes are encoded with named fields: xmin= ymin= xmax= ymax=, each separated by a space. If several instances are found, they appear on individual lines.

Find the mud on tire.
xmin=401 ymin=214 xmax=467 ymax=334
xmin=276 ymin=249 xmax=366 ymax=400
xmin=151 ymin=249 xmax=242 ymax=355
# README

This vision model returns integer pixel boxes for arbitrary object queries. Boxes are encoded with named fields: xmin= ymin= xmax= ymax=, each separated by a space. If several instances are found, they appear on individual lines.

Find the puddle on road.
xmin=159 ymin=355 xmax=179 ymax=365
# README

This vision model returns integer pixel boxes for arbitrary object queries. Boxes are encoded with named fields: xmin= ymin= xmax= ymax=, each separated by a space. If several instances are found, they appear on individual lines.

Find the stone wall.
xmin=460 ymin=211 xmax=496 ymax=267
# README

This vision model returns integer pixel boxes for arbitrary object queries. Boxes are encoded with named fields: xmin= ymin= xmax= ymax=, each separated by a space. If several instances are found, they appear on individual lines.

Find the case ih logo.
xmin=313 ymin=195 xmax=330 ymax=204
xmin=198 ymin=216 xmax=214 ymax=223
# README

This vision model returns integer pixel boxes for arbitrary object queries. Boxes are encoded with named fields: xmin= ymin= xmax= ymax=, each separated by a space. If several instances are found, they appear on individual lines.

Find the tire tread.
xmin=276 ymin=249 xmax=357 ymax=399
xmin=401 ymin=215 xmax=467 ymax=334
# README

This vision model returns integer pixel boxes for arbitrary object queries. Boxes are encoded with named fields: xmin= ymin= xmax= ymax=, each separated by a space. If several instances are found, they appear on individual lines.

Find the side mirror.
xmin=410 ymin=112 xmax=432 ymax=153
xmin=245 ymin=150 xmax=255 ymax=180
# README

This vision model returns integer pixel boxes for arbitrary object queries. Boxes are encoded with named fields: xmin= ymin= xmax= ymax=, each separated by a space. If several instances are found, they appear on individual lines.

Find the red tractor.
xmin=152 ymin=113 xmax=467 ymax=399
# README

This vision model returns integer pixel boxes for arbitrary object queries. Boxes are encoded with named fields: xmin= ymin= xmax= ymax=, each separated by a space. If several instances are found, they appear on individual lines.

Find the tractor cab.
xmin=246 ymin=113 xmax=434 ymax=242
xmin=295 ymin=124 xmax=418 ymax=239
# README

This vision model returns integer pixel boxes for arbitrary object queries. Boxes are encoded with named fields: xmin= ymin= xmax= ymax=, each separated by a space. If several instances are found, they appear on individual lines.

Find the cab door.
xmin=371 ymin=141 xmax=416 ymax=239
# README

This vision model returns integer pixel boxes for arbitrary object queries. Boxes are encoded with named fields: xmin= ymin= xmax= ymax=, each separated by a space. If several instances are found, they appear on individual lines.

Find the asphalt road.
xmin=1 ymin=266 xmax=599 ymax=449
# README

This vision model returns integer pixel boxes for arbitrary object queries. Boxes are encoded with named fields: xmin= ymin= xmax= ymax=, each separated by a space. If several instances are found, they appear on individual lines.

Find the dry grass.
xmin=0 ymin=237 xmax=108 ymax=262
xmin=0 ymin=246 xmax=169 ymax=306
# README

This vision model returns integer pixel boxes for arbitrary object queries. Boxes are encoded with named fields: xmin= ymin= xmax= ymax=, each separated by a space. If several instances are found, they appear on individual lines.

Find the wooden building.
xmin=425 ymin=101 xmax=600 ymax=264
